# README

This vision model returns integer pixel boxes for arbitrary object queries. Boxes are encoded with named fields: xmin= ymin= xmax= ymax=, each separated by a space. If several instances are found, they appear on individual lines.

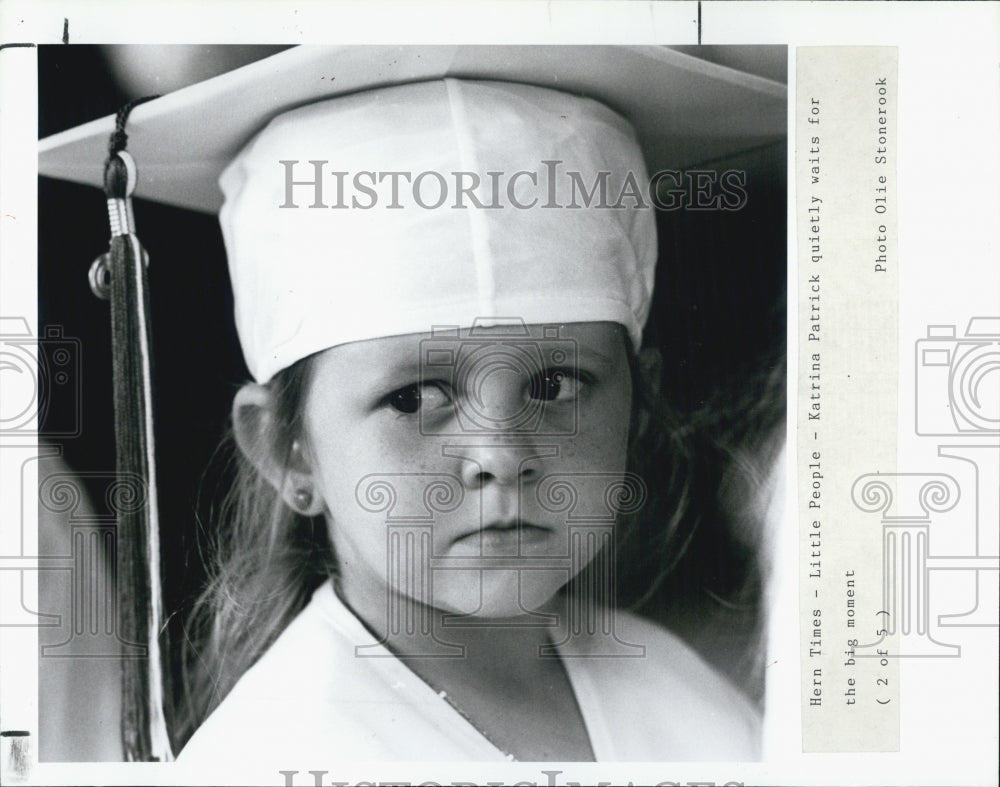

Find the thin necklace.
xmin=428 ymin=682 xmax=518 ymax=762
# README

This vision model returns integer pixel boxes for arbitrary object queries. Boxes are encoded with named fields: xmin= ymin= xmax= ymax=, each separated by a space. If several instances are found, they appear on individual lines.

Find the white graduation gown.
xmin=178 ymin=580 xmax=760 ymax=764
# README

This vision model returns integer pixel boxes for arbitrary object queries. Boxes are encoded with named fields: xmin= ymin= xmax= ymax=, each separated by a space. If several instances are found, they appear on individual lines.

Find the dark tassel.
xmin=94 ymin=96 xmax=172 ymax=762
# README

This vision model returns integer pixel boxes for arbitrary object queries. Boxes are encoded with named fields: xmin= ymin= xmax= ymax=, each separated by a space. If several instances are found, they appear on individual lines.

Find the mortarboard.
xmin=40 ymin=45 xmax=786 ymax=213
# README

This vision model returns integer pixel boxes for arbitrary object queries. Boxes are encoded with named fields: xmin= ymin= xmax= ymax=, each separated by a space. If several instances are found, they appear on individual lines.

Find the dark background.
xmin=38 ymin=44 xmax=786 ymax=757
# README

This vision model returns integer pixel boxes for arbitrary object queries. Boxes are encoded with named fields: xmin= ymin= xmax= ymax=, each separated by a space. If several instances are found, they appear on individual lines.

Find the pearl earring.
xmin=293 ymin=488 xmax=313 ymax=511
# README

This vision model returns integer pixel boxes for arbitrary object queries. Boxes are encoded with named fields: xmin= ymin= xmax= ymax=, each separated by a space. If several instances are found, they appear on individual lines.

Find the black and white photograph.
xmin=1 ymin=3 xmax=998 ymax=786
xmin=33 ymin=43 xmax=786 ymax=765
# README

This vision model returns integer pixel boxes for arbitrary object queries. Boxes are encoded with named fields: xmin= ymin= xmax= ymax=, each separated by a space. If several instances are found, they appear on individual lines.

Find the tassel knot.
xmin=104 ymin=150 xmax=138 ymax=203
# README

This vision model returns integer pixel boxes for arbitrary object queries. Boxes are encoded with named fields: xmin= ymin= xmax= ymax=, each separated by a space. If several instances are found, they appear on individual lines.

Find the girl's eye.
xmin=529 ymin=369 xmax=583 ymax=402
xmin=386 ymin=382 xmax=451 ymax=414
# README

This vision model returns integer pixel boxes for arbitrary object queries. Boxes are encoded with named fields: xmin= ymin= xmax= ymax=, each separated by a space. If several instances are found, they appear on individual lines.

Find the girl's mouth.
xmin=451 ymin=520 xmax=554 ymax=550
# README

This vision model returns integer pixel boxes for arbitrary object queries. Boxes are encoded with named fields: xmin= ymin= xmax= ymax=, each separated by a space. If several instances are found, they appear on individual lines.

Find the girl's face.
xmin=299 ymin=321 xmax=634 ymax=622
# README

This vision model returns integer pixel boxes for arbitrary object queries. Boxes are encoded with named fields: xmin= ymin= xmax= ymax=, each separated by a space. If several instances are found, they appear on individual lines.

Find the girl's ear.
xmin=634 ymin=347 xmax=663 ymax=439
xmin=231 ymin=383 xmax=325 ymax=516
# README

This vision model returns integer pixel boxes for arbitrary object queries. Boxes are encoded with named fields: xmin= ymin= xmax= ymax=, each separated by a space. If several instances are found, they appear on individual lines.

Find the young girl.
xmin=39 ymin=45 xmax=785 ymax=764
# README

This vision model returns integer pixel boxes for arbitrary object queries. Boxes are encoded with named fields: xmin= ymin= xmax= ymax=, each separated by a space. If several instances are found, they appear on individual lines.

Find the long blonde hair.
xmin=179 ymin=357 xmax=332 ymax=743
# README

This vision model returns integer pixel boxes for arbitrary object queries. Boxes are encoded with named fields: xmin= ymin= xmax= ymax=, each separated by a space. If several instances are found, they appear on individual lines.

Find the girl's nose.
xmin=444 ymin=444 xmax=557 ymax=490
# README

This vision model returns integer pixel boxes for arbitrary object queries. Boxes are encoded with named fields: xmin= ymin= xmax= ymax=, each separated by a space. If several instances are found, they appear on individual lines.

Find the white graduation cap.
xmin=41 ymin=45 xmax=785 ymax=382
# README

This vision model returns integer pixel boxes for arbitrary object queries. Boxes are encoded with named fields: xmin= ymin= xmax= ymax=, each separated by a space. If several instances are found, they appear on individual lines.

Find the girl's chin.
xmin=420 ymin=568 xmax=569 ymax=620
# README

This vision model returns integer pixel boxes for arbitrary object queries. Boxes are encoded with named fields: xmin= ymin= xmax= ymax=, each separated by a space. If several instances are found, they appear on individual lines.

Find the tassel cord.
xmin=99 ymin=94 xmax=173 ymax=762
